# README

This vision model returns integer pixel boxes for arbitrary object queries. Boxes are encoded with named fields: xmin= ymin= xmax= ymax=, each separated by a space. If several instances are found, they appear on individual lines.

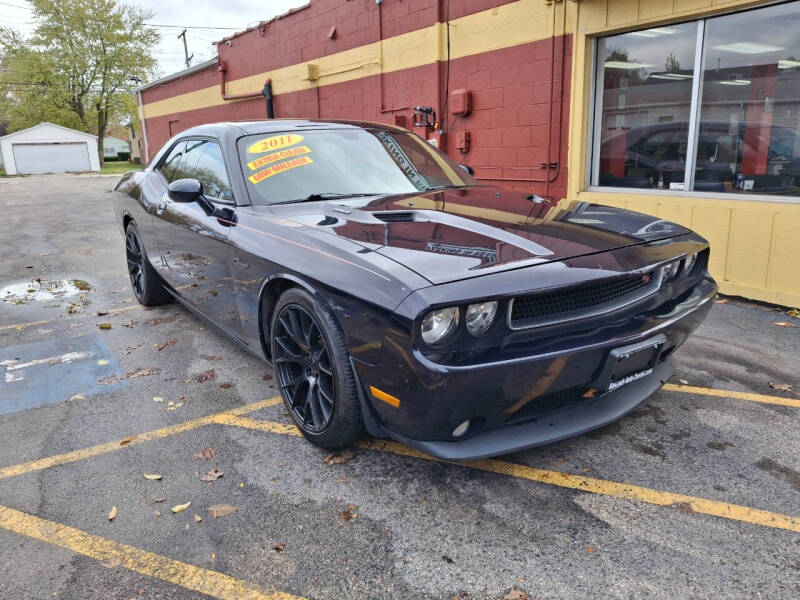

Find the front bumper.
xmin=353 ymin=276 xmax=717 ymax=461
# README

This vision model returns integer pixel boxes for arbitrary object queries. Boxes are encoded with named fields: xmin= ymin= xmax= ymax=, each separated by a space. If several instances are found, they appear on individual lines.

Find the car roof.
xmin=179 ymin=119 xmax=408 ymax=138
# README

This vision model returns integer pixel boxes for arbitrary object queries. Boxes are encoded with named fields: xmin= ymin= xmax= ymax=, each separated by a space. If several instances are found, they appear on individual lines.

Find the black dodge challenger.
xmin=113 ymin=120 xmax=716 ymax=460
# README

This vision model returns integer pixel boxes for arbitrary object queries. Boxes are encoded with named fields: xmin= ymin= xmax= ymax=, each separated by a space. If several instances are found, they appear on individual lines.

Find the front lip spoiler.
xmin=385 ymin=358 xmax=675 ymax=461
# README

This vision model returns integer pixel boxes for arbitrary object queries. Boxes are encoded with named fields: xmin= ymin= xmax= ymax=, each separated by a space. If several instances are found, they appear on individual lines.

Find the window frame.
xmin=155 ymin=136 xmax=236 ymax=206
xmin=587 ymin=1 xmax=800 ymax=203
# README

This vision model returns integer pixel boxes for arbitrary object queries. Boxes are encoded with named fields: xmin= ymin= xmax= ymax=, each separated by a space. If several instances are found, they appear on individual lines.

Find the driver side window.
xmin=158 ymin=141 xmax=186 ymax=183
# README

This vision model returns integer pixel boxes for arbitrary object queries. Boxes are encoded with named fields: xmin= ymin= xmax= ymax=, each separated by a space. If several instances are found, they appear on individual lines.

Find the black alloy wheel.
xmin=126 ymin=228 xmax=144 ymax=298
xmin=273 ymin=303 xmax=336 ymax=433
xmin=124 ymin=221 xmax=172 ymax=307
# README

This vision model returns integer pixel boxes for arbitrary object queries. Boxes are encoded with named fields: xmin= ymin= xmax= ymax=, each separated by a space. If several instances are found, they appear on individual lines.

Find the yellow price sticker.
xmin=249 ymin=156 xmax=313 ymax=184
xmin=247 ymin=134 xmax=304 ymax=154
xmin=247 ymin=145 xmax=311 ymax=171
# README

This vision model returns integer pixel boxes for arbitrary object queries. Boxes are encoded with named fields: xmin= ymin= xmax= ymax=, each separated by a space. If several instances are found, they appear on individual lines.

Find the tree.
xmin=0 ymin=0 xmax=158 ymax=165
xmin=665 ymin=52 xmax=681 ymax=73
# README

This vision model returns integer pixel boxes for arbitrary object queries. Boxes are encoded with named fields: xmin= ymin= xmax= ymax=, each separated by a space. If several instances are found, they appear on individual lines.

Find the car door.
xmin=151 ymin=138 xmax=240 ymax=334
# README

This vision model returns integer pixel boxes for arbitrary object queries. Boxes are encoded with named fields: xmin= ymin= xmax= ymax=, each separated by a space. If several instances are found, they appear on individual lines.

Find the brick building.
xmin=137 ymin=0 xmax=800 ymax=307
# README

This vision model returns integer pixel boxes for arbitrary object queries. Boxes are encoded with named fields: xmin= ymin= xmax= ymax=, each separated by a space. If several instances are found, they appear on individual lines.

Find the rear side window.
xmin=158 ymin=141 xmax=186 ymax=183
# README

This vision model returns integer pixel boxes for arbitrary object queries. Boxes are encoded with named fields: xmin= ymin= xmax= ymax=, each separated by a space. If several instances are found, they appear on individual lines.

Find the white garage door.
xmin=12 ymin=142 xmax=91 ymax=175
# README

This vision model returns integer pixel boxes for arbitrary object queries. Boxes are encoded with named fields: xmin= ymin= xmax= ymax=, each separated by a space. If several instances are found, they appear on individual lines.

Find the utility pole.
xmin=177 ymin=29 xmax=193 ymax=70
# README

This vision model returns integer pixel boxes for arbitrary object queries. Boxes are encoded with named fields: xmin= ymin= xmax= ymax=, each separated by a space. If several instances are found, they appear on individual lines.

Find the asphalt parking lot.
xmin=1 ymin=173 xmax=799 ymax=600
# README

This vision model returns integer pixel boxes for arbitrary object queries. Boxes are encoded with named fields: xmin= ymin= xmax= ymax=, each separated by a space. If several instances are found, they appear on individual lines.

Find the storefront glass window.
xmin=695 ymin=3 xmax=800 ymax=195
xmin=592 ymin=1 xmax=800 ymax=198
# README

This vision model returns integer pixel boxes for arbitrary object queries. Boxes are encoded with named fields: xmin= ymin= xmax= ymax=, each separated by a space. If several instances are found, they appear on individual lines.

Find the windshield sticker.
xmin=375 ymin=131 xmax=429 ymax=191
xmin=249 ymin=156 xmax=313 ymax=184
xmin=247 ymin=134 xmax=304 ymax=154
xmin=247 ymin=145 xmax=311 ymax=171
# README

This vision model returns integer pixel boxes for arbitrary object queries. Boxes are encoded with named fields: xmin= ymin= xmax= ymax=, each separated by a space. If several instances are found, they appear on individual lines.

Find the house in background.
xmin=0 ymin=122 xmax=100 ymax=175
xmin=102 ymin=136 xmax=131 ymax=161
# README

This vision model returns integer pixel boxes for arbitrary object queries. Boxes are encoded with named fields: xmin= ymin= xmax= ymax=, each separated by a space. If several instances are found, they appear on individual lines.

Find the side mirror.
xmin=458 ymin=164 xmax=475 ymax=176
xmin=168 ymin=178 xmax=203 ymax=203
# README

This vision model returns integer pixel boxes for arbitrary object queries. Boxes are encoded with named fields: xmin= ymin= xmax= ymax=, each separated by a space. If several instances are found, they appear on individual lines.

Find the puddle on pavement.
xmin=1 ymin=279 xmax=93 ymax=307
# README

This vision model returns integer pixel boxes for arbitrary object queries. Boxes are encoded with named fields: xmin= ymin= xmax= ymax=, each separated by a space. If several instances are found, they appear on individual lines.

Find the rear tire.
xmin=270 ymin=288 xmax=363 ymax=449
xmin=125 ymin=221 xmax=172 ymax=307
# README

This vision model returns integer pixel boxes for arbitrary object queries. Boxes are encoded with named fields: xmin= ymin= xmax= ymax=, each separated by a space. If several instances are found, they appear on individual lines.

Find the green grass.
xmin=100 ymin=160 xmax=139 ymax=175
xmin=0 ymin=167 xmax=7 ymax=177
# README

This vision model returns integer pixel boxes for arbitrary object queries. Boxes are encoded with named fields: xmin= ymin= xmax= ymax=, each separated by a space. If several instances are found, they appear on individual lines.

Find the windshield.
xmin=237 ymin=128 xmax=476 ymax=205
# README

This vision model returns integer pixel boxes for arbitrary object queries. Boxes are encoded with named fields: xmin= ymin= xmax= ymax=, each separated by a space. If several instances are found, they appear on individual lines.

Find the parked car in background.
xmin=113 ymin=120 xmax=716 ymax=460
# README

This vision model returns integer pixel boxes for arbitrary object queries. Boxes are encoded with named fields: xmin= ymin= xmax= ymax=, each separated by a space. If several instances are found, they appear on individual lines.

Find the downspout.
xmin=477 ymin=1 xmax=568 ymax=189
xmin=137 ymin=89 xmax=150 ymax=164
xmin=218 ymin=61 xmax=270 ymax=101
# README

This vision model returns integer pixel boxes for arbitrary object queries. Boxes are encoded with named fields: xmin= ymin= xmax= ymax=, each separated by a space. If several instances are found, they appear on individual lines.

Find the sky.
xmin=0 ymin=0 xmax=307 ymax=80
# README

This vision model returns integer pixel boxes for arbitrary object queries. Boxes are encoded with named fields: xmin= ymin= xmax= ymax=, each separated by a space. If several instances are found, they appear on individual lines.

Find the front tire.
xmin=125 ymin=221 xmax=172 ymax=306
xmin=270 ymin=288 xmax=362 ymax=448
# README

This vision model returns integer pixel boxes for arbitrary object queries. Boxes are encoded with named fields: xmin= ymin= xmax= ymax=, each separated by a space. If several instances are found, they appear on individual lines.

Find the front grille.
xmin=504 ymin=386 xmax=592 ymax=425
xmin=509 ymin=271 xmax=658 ymax=329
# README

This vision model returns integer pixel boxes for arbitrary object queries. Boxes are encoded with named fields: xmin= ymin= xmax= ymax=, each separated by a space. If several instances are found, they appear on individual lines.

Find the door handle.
xmin=157 ymin=198 xmax=169 ymax=214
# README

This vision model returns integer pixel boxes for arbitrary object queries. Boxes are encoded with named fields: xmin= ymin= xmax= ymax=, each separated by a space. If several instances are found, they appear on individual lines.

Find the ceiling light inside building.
xmin=778 ymin=59 xmax=800 ymax=69
xmin=713 ymin=42 xmax=785 ymax=54
xmin=604 ymin=61 xmax=654 ymax=69
xmin=718 ymin=79 xmax=751 ymax=85
xmin=629 ymin=27 xmax=679 ymax=37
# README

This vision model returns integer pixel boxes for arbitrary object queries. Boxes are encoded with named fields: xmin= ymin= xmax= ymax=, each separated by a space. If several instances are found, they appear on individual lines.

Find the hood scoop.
xmin=374 ymin=212 xmax=414 ymax=223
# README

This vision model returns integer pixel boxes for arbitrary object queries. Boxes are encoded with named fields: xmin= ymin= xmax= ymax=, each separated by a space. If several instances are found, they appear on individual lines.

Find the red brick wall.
xmin=140 ymin=0 xmax=571 ymax=199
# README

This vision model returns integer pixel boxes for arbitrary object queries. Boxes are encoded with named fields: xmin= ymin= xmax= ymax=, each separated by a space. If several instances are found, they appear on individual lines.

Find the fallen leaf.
xmin=714 ymin=298 xmax=728 ymax=304
xmin=97 ymin=323 xmax=112 ymax=330
xmin=324 ymin=451 xmax=354 ymax=465
xmin=153 ymin=510 xmax=162 ymax=517
xmin=153 ymin=396 xmax=164 ymax=402
xmin=200 ymin=354 xmax=222 ymax=361
xmin=99 ymin=367 xmax=161 ymax=385
xmin=773 ymin=321 xmax=799 ymax=328
xmin=96 ymin=359 xmax=109 ymax=366
xmin=441 ymin=555 xmax=454 ymax=564
xmin=672 ymin=501 xmax=694 ymax=513
xmin=122 ymin=320 xmax=138 ymax=328
xmin=119 ymin=435 xmax=136 ymax=446
xmin=192 ymin=447 xmax=219 ymax=461
xmin=146 ymin=316 xmax=173 ymax=326
xmin=387 ymin=529 xmax=392 ymax=539
xmin=143 ymin=473 xmax=162 ymax=481
xmin=156 ymin=339 xmax=177 ymax=351
xmin=195 ymin=369 xmax=215 ymax=383
xmin=787 ymin=308 xmax=799 ymax=319
xmin=152 ymin=497 xmax=165 ymax=503
xmin=768 ymin=382 xmax=793 ymax=392
xmin=171 ymin=502 xmax=191 ymax=514
xmin=96 ymin=310 xmax=109 ymax=316
xmin=262 ymin=374 xmax=273 ymax=381
xmin=581 ymin=388 xmax=597 ymax=398
xmin=69 ymin=394 xmax=86 ymax=401
xmin=272 ymin=542 xmax=285 ymax=552
xmin=504 ymin=591 xmax=530 ymax=600
xmin=585 ymin=545 xmax=595 ymax=554
xmin=678 ymin=378 xmax=689 ymax=385
xmin=339 ymin=510 xmax=354 ymax=522
xmin=108 ymin=506 xmax=118 ymax=521
xmin=200 ymin=468 xmax=224 ymax=482
xmin=207 ymin=503 xmax=237 ymax=518
xmin=219 ymin=383 xmax=234 ymax=389
xmin=194 ymin=514 xmax=202 ymax=523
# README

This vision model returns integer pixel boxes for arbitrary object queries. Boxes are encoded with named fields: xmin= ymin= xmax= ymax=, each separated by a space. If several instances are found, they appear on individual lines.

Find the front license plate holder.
xmin=598 ymin=334 xmax=666 ymax=392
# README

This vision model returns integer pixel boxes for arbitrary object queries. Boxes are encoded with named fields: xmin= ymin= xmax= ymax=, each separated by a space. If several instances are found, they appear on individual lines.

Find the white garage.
xmin=0 ymin=122 xmax=100 ymax=175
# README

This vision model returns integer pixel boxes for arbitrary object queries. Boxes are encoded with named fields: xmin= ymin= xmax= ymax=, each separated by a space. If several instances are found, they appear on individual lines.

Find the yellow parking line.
xmin=0 ymin=397 xmax=282 ymax=480
xmin=0 ymin=505 xmax=303 ymax=600
xmin=663 ymin=383 xmax=800 ymax=408
xmin=0 ymin=304 xmax=142 ymax=332
xmin=222 ymin=418 xmax=800 ymax=534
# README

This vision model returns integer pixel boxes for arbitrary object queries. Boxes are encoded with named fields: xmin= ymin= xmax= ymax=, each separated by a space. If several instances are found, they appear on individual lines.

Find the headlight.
xmin=465 ymin=301 xmax=498 ymax=336
xmin=662 ymin=261 xmax=680 ymax=280
xmin=421 ymin=307 xmax=459 ymax=345
xmin=684 ymin=252 xmax=698 ymax=274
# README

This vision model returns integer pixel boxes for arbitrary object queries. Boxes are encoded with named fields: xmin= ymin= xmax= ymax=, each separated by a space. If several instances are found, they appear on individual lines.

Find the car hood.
xmin=265 ymin=187 xmax=690 ymax=285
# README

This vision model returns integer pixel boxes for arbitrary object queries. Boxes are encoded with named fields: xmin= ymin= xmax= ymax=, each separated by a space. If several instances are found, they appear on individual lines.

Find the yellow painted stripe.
xmin=369 ymin=386 xmax=401 ymax=408
xmin=213 ymin=414 xmax=302 ymax=435
xmin=0 ymin=397 xmax=282 ymax=480
xmin=222 ymin=418 xmax=800 ymax=534
xmin=663 ymin=384 xmax=800 ymax=408
xmin=0 ymin=505 xmax=303 ymax=600
xmin=142 ymin=0 xmax=558 ymax=119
